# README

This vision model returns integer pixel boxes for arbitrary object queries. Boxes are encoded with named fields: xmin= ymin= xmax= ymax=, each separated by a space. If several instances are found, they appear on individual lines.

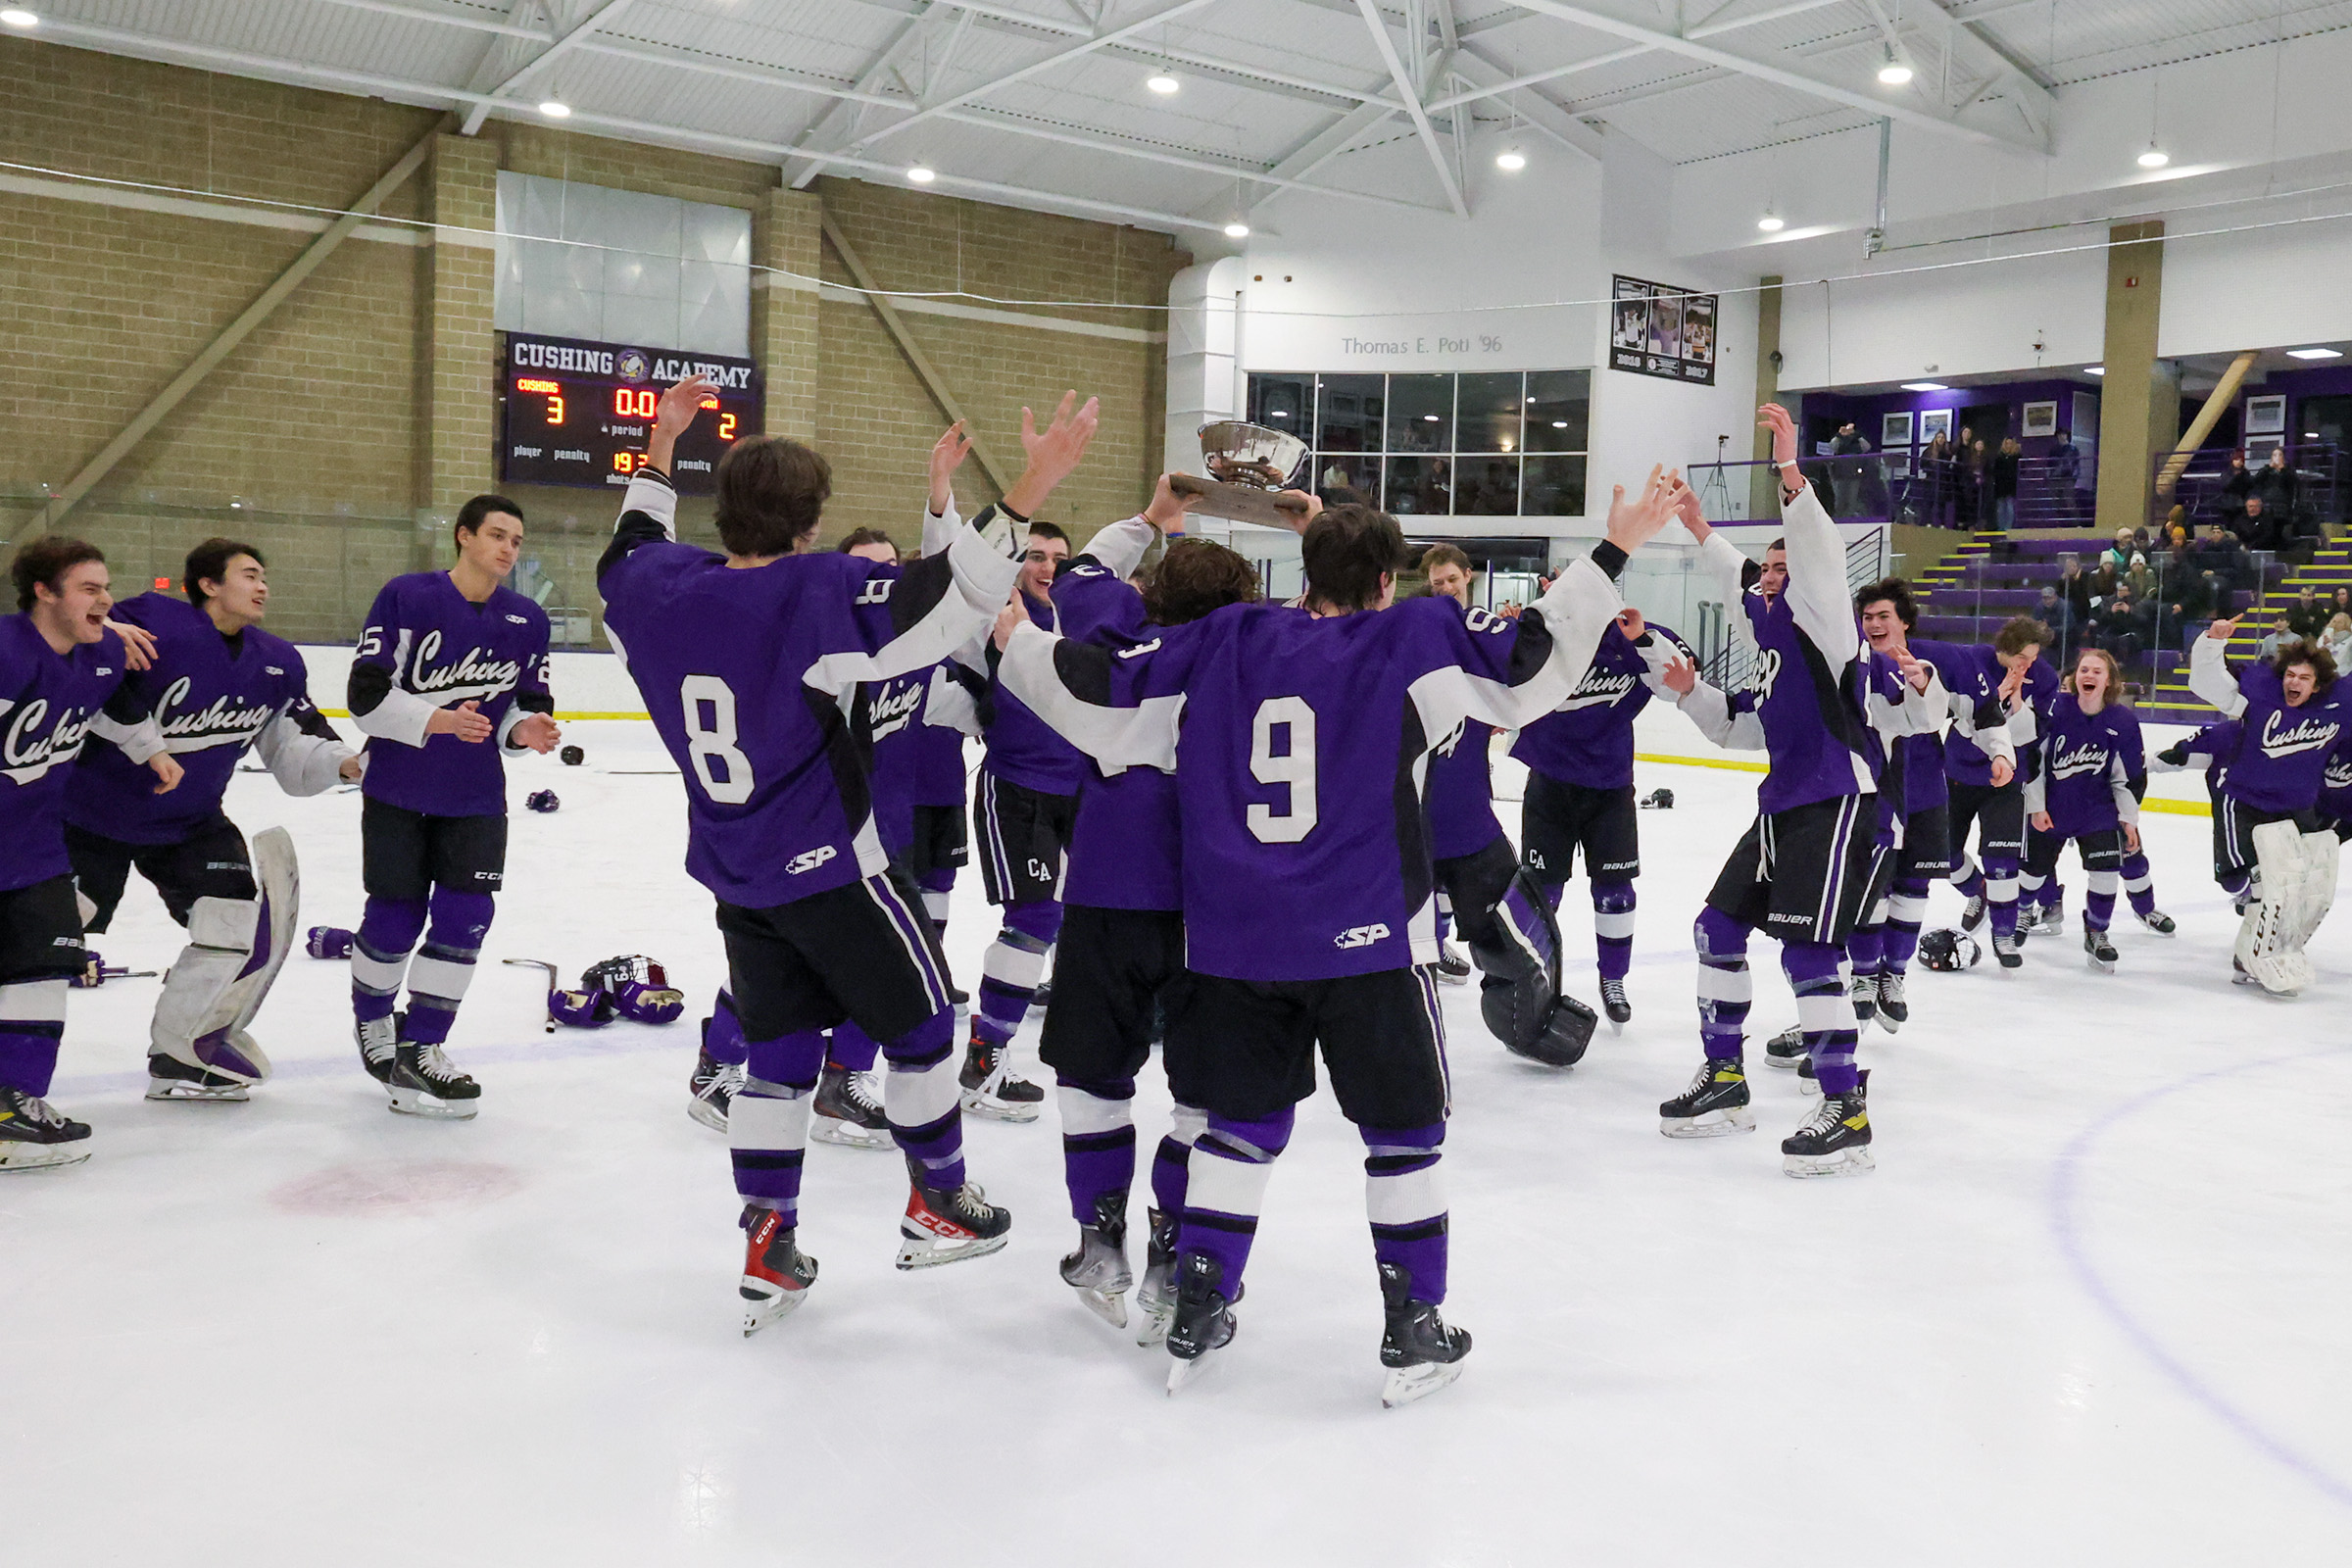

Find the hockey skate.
xmin=0 ymin=1087 xmax=93 ymax=1172
xmin=1599 ymin=976 xmax=1631 ymax=1028
xmin=2135 ymin=906 xmax=2177 ymax=935
xmin=1796 ymin=1054 xmax=1821 ymax=1098
xmin=145 ymin=1053 xmax=250 ymax=1102
xmin=387 ymin=1041 xmax=480 ymax=1120
xmin=1782 ymin=1070 xmax=1874 ymax=1178
xmin=1960 ymin=892 xmax=1986 ymax=931
xmin=1763 ymin=1025 xmax=1805 ymax=1069
xmin=959 ymin=1036 xmax=1044 ymax=1123
xmin=810 ymin=1062 xmax=890 ymax=1150
xmin=1848 ymin=971 xmax=1879 ymax=1027
xmin=1165 ymin=1251 xmax=1239 ymax=1396
xmin=897 ymin=1163 xmax=1012 ymax=1269
xmin=740 ymin=1204 xmax=818 ymax=1335
xmin=1434 ymin=944 xmax=1472 ymax=986
xmin=1875 ymin=970 xmax=1907 ymax=1031
xmin=1658 ymin=1057 xmax=1754 ymax=1137
xmin=1133 ymin=1206 xmax=1180 ymax=1348
xmin=1991 ymin=931 xmax=2024 ymax=969
xmin=1377 ymin=1261 xmax=1471 ymax=1409
xmin=354 ymin=1012 xmax=398 ymax=1087
xmin=1059 ymin=1193 xmax=1133 ymax=1329
xmin=2030 ymin=898 xmax=2065 ymax=937
xmin=2083 ymin=924 xmax=2118 ymax=973
xmin=687 ymin=1045 xmax=743 ymax=1134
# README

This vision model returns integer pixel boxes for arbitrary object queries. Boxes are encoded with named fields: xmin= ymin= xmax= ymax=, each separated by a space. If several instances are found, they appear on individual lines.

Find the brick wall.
xmin=1 ymin=38 xmax=1186 ymax=644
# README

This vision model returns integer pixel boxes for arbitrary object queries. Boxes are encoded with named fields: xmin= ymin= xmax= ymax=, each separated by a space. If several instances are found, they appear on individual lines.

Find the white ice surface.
xmin=10 ymin=720 xmax=2351 ymax=1567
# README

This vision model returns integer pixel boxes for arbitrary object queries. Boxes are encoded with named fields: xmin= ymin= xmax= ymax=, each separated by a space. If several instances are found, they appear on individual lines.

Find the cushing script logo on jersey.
xmin=2049 ymin=741 xmax=2113 ymax=781
xmin=786 ymin=846 xmax=839 ymax=875
xmin=2260 ymin=710 xmax=2341 ymax=760
xmin=1562 ymin=666 xmax=1640 ymax=711
xmin=1334 ymin=923 xmax=1391 ymax=949
xmin=867 ymin=678 xmax=925 ymax=743
xmin=153 ymin=676 xmax=276 ymax=752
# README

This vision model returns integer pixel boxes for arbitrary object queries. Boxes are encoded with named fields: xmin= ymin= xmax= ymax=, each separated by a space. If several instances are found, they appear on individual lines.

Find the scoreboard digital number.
xmin=498 ymin=333 xmax=761 ymax=494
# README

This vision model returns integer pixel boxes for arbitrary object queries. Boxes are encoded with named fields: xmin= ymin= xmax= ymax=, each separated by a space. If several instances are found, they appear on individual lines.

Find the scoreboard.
xmin=498 ymin=332 xmax=761 ymax=494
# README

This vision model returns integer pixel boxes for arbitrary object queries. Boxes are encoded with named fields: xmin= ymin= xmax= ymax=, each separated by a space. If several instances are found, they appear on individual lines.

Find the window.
xmin=495 ymin=172 xmax=753 ymax=358
xmin=1250 ymin=370 xmax=1592 ymax=517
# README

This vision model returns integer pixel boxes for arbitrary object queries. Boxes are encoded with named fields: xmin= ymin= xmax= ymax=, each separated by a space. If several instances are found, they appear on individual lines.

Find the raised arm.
xmin=924 ymin=421 xmax=974 ymax=557
xmin=997 ymin=617 xmax=1188 ymax=774
xmin=1759 ymin=402 xmax=1865 ymax=667
xmin=2188 ymin=618 xmax=2250 ymax=716
xmin=1658 ymin=651 xmax=1766 ymax=751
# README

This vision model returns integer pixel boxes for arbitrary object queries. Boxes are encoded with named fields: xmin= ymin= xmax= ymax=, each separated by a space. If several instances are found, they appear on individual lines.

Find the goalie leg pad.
xmin=2237 ymin=820 xmax=2314 ymax=995
xmin=2293 ymin=830 xmax=2340 ymax=950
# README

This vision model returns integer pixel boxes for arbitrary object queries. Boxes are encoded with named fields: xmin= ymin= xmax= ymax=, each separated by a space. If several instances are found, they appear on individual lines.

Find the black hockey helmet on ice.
xmin=1918 ymin=928 xmax=1982 ymax=971
xmin=560 ymin=745 xmax=586 ymax=766
xmin=1640 ymin=788 xmax=1675 ymax=809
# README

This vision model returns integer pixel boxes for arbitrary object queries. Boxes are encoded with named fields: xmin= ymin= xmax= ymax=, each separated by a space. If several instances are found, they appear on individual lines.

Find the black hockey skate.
xmin=1960 ymin=892 xmax=1987 ymax=932
xmin=1377 ymin=1261 xmax=1471 ymax=1409
xmin=1991 ymin=931 xmax=2024 ymax=969
xmin=1763 ymin=1025 xmax=1805 ymax=1069
xmin=145 ymin=1053 xmax=250 ymax=1103
xmin=1796 ymin=1053 xmax=1823 ymax=1097
xmin=354 ymin=1012 xmax=398 ymax=1087
xmin=0 ymin=1086 xmax=93 ymax=1172
xmin=2032 ymin=897 xmax=2066 ymax=937
xmin=1434 ymin=943 xmax=1472 ymax=986
xmin=2083 ymin=923 xmax=2119 ymax=973
xmin=2136 ymin=906 xmax=2177 ymax=935
xmin=740 ymin=1204 xmax=818 ymax=1336
xmin=1059 ymin=1191 xmax=1133 ymax=1329
xmin=1165 ymin=1251 xmax=1239 ymax=1396
xmin=811 ymin=1061 xmax=890 ymax=1150
xmin=897 ymin=1161 xmax=1011 ymax=1269
xmin=1658 ymin=1057 xmax=1754 ymax=1138
xmin=388 ymin=1040 xmax=481 ymax=1120
xmin=959 ymin=1035 xmax=1044 ymax=1123
xmin=1875 ymin=970 xmax=1908 ymax=1032
xmin=1599 ymin=976 xmax=1631 ymax=1028
xmin=1782 ymin=1069 xmax=1874 ymax=1178
xmin=1133 ymin=1206 xmax=1180 ymax=1348
xmin=1848 ymin=971 xmax=1879 ymax=1026
xmin=687 ymin=1045 xmax=743 ymax=1134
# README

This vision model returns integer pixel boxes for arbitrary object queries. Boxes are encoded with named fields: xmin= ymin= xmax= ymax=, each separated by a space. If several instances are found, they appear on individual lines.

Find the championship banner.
xmin=1609 ymin=275 xmax=1717 ymax=386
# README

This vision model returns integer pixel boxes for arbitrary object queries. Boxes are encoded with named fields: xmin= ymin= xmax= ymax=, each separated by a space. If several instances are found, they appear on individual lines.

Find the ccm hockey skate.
xmin=896 ymin=1161 xmax=1011 ymax=1269
xmin=1378 ymin=1262 xmax=1471 ymax=1409
xmin=1165 ymin=1251 xmax=1239 ymax=1396
xmin=0 ymin=1087 xmax=93 ymax=1172
xmin=1060 ymin=1192 xmax=1133 ymax=1329
xmin=740 ymin=1204 xmax=818 ymax=1335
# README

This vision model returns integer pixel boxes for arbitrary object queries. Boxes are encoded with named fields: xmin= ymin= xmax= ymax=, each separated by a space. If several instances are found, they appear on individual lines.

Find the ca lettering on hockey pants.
xmin=976 ymin=899 xmax=1061 ymax=1047
xmin=1055 ymin=1076 xmax=1206 ymax=1227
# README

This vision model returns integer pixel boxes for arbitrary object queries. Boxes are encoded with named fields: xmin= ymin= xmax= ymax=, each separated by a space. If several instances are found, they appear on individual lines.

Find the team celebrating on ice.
xmin=4 ymin=385 xmax=2345 ymax=1408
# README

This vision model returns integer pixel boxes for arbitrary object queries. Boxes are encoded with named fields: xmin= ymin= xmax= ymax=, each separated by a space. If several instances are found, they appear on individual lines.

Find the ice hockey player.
xmin=1946 ymin=617 xmax=2054 ymax=968
xmin=0 ymin=538 xmax=179 ymax=1169
xmin=2185 ymin=615 xmax=2348 ymax=994
xmin=1418 ymin=544 xmax=1488 ymax=985
xmin=2021 ymin=647 xmax=2143 ymax=972
xmin=1656 ymin=405 xmax=1943 ymax=1178
xmin=1031 ymin=477 xmax=1251 ymax=1340
xmin=602 ymin=374 xmax=1088 ymax=1331
xmin=346 ymin=496 xmax=560 ymax=1117
xmin=998 ymin=470 xmax=1680 ymax=1404
xmin=68 ymin=538 xmax=362 ymax=1102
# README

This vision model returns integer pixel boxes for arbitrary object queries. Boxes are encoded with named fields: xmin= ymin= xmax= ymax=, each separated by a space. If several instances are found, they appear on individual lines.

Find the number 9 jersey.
xmin=598 ymin=467 xmax=1021 ymax=909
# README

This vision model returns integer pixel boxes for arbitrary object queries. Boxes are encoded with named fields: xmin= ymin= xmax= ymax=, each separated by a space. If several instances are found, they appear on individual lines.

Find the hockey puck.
xmin=560 ymin=745 xmax=585 ymax=766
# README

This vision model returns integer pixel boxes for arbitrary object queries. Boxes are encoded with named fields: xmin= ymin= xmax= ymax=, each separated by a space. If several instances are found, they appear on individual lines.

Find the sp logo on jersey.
xmin=787 ymin=846 xmax=839 ymax=875
xmin=1334 ymin=923 xmax=1391 ymax=950
xmin=1751 ymin=648 xmax=1784 ymax=704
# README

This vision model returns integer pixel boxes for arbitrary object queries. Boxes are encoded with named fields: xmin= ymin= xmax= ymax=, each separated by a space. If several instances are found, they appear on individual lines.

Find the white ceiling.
xmin=15 ymin=0 xmax=2352 ymax=237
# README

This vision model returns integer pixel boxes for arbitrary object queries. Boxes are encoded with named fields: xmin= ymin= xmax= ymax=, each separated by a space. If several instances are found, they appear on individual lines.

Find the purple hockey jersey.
xmin=860 ymin=662 xmax=972 ymax=857
xmin=1424 ymin=715 xmax=1499 ymax=861
xmin=1052 ymin=517 xmax=1179 ymax=911
xmin=999 ymin=550 xmax=1627 ymax=981
xmin=2187 ymin=635 xmax=2351 ymax=814
xmin=600 ymin=468 xmax=1020 ymax=909
xmin=1954 ymin=650 xmax=2055 ymax=789
xmin=1901 ymin=637 xmax=2009 ymax=811
xmin=1511 ymin=619 xmax=1690 ymax=792
xmin=349 ymin=571 xmax=552 ymax=818
xmin=69 ymin=593 xmax=353 ymax=845
xmin=983 ymin=591 xmax=1089 ymax=796
xmin=0 ymin=617 xmax=163 ymax=892
xmin=2022 ymin=695 xmax=2140 ymax=837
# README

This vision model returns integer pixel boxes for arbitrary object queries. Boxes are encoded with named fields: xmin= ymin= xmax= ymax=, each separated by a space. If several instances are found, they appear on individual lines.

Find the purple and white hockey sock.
xmin=1984 ymin=857 xmax=2021 ymax=942
xmin=1847 ymin=915 xmax=1886 ymax=990
xmin=918 ymin=866 xmax=955 ymax=942
xmin=0 ymin=978 xmax=69 ymax=1097
xmin=881 ymin=1009 xmax=967 ymax=1193
xmin=733 ymin=1031 xmax=825 ymax=1224
xmin=1363 ymin=1122 xmax=1448 ymax=1303
xmin=1152 ymin=1102 xmax=1207 ymax=1217
xmin=399 ymin=889 xmax=494 ymax=1047
xmin=1179 ymin=1107 xmax=1295 ymax=1296
xmin=1055 ymin=1074 xmax=1137 ymax=1226
xmin=702 ymin=990 xmax=749 ymax=1069
xmin=1592 ymin=879 xmax=1635 ymax=982
xmin=1785 ymin=941 xmax=1858 ymax=1096
xmin=2121 ymin=851 xmax=2157 ymax=916
xmin=974 ymin=899 xmax=1060 ymax=1047
xmin=1884 ymin=876 xmax=1933 ymax=973
xmin=1693 ymin=906 xmax=1752 ymax=1061
xmin=2085 ymin=869 xmax=2118 ymax=930
xmin=350 ymin=896 xmax=426 ymax=1025
xmin=827 ymin=1020 xmax=880 ymax=1074
xmin=2221 ymin=865 xmax=2253 ymax=903
xmin=1951 ymin=853 xmax=1983 ymax=903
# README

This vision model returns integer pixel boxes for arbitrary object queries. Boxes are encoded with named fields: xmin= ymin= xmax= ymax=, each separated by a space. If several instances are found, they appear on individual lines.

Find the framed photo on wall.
xmin=1882 ymin=412 xmax=1913 ymax=448
xmin=1919 ymin=409 xmax=1953 ymax=444
xmin=2023 ymin=400 xmax=2058 ymax=438
xmin=2246 ymin=394 xmax=2286 ymax=434
xmin=1886 ymin=452 xmax=1912 ymax=479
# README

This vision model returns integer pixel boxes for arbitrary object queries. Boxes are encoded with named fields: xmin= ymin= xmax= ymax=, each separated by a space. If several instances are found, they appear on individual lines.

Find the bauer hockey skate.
xmin=1659 ymin=1057 xmax=1755 ymax=1137
xmin=1764 ymin=1024 xmax=1806 ymax=1069
xmin=1133 ymin=1206 xmax=1180 ymax=1348
xmin=1060 ymin=1192 xmax=1133 ymax=1329
xmin=740 ymin=1204 xmax=818 ymax=1335
xmin=1165 ymin=1251 xmax=1239 ymax=1396
xmin=1378 ymin=1261 xmax=1471 ymax=1409
xmin=388 ymin=1041 xmax=480 ymax=1119
xmin=145 ymin=1054 xmax=251 ymax=1102
xmin=687 ymin=1045 xmax=743 ymax=1134
xmin=354 ymin=1012 xmax=398 ymax=1087
xmin=810 ymin=1062 xmax=890 ymax=1150
xmin=896 ymin=1161 xmax=1012 ymax=1269
xmin=1782 ymin=1070 xmax=1873 ymax=1178
xmin=0 ymin=1087 xmax=93 ymax=1172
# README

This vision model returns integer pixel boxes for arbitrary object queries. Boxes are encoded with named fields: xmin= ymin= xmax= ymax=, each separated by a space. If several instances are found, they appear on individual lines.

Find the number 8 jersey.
xmin=998 ymin=550 xmax=1628 ymax=982
xmin=599 ymin=468 xmax=1021 ymax=909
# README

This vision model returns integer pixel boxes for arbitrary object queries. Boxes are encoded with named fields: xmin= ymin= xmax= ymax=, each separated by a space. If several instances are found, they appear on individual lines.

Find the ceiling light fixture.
xmin=1147 ymin=71 xmax=1180 ymax=95
xmin=1551 ymin=419 xmax=1569 ymax=428
xmin=2085 ymin=367 xmax=2105 ymax=375
xmin=2137 ymin=144 xmax=2170 ymax=169
xmin=906 ymin=164 xmax=937 ymax=184
xmin=1495 ymin=147 xmax=1527 ymax=172
xmin=0 ymin=9 xmax=39 ymax=27
xmin=2287 ymin=347 xmax=2344 ymax=360
xmin=1877 ymin=45 xmax=1914 ymax=86
xmin=1757 ymin=212 xmax=1785 ymax=232
xmin=537 ymin=98 xmax=571 ymax=119
xmin=1901 ymin=381 xmax=1948 ymax=392
xmin=1222 ymin=220 xmax=1250 ymax=238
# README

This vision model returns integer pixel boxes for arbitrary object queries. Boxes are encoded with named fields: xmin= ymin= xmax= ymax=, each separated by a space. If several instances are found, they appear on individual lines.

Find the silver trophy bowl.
xmin=1171 ymin=420 xmax=1315 ymax=525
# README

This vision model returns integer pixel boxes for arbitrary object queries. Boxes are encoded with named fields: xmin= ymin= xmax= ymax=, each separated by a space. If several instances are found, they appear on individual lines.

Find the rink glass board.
xmin=1608 ymin=275 xmax=1717 ymax=386
xmin=499 ymin=332 xmax=762 ymax=494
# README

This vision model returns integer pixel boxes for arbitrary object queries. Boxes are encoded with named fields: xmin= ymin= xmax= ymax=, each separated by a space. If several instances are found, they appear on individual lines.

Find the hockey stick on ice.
xmin=502 ymin=958 xmax=560 ymax=1032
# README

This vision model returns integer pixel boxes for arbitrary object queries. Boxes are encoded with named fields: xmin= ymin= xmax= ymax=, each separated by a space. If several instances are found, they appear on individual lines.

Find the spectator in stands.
xmin=1969 ymin=438 xmax=1994 ymax=526
xmin=2323 ymin=612 xmax=2352 ymax=671
xmin=2333 ymin=587 xmax=2351 ymax=620
xmin=2202 ymin=568 xmax=2236 ymax=626
xmin=2161 ymin=566 xmax=2211 ymax=653
xmin=2197 ymin=522 xmax=2251 ymax=591
xmin=2094 ymin=582 xmax=2151 ymax=667
xmin=1830 ymin=422 xmax=1868 ymax=514
xmin=1921 ymin=431 xmax=1954 ymax=526
xmin=1992 ymin=436 xmax=2022 ymax=530
xmin=2219 ymin=449 xmax=2254 ymax=518
xmin=2235 ymin=494 xmax=2278 ymax=552
xmin=2049 ymin=427 xmax=2084 ymax=523
xmin=2257 ymin=612 xmax=2296 ymax=660
xmin=2084 ymin=558 xmax=2121 ymax=609
xmin=2101 ymin=528 xmax=2142 ymax=574
xmin=2058 ymin=553 xmax=2092 ymax=620
xmin=2252 ymin=446 xmax=2297 ymax=514
xmin=2287 ymin=584 xmax=2328 ymax=639
xmin=2162 ymin=506 xmax=2189 ymax=549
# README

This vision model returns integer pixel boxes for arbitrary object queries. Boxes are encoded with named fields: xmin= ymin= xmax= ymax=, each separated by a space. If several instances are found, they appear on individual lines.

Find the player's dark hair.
xmin=714 ymin=436 xmax=831 ymax=556
xmin=453 ymin=494 xmax=524 ymax=548
xmin=1143 ymin=538 xmax=1260 ymax=625
xmin=836 ymin=526 xmax=895 ymax=556
xmin=1854 ymin=576 xmax=1916 ymax=628
xmin=183 ymin=537 xmax=264 ymax=605
xmin=1767 ymin=537 xmax=1786 ymax=554
xmin=12 ymin=536 xmax=106 ymax=612
xmin=1301 ymin=502 xmax=1410 ymax=612
xmin=1419 ymin=543 xmax=1472 ymax=578
xmin=2276 ymin=636 xmax=2339 ymax=689
xmin=1993 ymin=615 xmax=2053 ymax=658
xmin=1025 ymin=519 xmax=1070 ymax=548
